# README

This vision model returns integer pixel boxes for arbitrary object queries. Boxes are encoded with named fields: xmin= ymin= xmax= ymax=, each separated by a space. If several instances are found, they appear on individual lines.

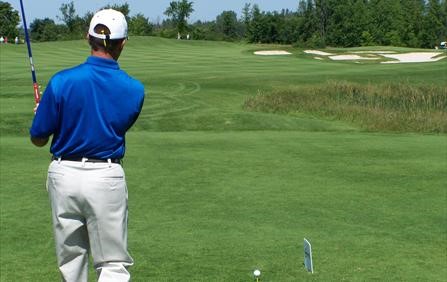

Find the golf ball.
xmin=253 ymin=269 xmax=261 ymax=276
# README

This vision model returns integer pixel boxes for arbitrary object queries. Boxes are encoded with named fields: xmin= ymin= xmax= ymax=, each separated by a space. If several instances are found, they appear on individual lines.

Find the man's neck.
xmin=91 ymin=50 xmax=115 ymax=60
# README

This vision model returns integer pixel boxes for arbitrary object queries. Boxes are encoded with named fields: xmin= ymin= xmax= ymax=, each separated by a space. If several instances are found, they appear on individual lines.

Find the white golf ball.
xmin=253 ymin=269 xmax=261 ymax=277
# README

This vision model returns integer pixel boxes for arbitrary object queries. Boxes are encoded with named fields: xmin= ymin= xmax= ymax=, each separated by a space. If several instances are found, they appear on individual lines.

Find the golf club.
xmin=19 ymin=0 xmax=40 ymax=105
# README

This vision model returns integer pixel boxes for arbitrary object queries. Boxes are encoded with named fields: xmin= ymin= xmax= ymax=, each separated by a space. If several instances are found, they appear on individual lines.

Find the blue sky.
xmin=12 ymin=0 xmax=300 ymax=24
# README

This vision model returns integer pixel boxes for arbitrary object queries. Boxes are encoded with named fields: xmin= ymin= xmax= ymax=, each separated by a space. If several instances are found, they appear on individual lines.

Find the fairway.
xmin=1 ymin=37 xmax=446 ymax=281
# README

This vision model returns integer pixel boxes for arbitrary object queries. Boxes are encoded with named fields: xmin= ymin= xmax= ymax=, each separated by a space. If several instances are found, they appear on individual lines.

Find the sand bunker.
xmin=305 ymin=49 xmax=446 ymax=63
xmin=257 ymin=49 xmax=446 ymax=63
xmin=352 ymin=51 xmax=396 ymax=54
xmin=329 ymin=55 xmax=379 ymax=61
xmin=304 ymin=50 xmax=333 ymax=56
xmin=254 ymin=50 xmax=292 ymax=55
xmin=380 ymin=52 xmax=446 ymax=63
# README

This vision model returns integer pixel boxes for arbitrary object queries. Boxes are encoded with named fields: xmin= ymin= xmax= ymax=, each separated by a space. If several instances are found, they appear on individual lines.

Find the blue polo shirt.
xmin=30 ymin=56 xmax=145 ymax=159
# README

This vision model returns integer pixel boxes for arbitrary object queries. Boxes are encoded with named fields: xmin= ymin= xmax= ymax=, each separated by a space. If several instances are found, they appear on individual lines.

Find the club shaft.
xmin=19 ymin=0 xmax=40 ymax=104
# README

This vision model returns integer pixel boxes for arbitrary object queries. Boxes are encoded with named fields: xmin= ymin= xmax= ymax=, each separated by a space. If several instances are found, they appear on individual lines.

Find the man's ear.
xmin=121 ymin=39 xmax=127 ymax=48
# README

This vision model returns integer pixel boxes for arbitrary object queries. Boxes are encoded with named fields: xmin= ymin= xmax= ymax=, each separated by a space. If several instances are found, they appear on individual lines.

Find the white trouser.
xmin=47 ymin=160 xmax=134 ymax=282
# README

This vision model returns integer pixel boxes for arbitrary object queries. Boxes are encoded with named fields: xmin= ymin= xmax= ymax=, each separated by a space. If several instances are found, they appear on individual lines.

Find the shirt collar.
xmin=86 ymin=56 xmax=120 ymax=70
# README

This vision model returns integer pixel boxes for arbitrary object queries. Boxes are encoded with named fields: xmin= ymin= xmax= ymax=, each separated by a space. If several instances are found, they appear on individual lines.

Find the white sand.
xmin=329 ymin=55 xmax=379 ymax=61
xmin=380 ymin=52 xmax=446 ymax=63
xmin=307 ymin=50 xmax=446 ymax=63
xmin=352 ymin=51 xmax=396 ymax=54
xmin=254 ymin=50 xmax=292 ymax=55
xmin=304 ymin=50 xmax=333 ymax=56
xmin=267 ymin=49 xmax=446 ymax=63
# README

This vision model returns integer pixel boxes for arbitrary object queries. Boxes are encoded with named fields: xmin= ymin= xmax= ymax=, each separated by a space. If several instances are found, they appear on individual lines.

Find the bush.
xmin=293 ymin=33 xmax=326 ymax=49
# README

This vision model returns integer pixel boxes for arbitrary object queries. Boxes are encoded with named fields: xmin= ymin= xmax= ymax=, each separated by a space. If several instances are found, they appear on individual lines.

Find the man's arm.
xmin=31 ymin=102 xmax=50 ymax=147
xmin=31 ymin=136 xmax=49 ymax=147
xmin=29 ymin=79 xmax=57 ymax=148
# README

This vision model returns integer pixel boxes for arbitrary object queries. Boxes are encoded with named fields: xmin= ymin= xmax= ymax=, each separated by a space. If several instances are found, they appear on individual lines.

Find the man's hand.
xmin=33 ymin=103 xmax=39 ymax=114
xmin=31 ymin=136 xmax=49 ymax=147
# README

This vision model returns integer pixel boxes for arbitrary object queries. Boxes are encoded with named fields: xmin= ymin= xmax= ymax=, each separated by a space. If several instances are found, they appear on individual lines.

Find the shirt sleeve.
xmin=29 ymin=79 xmax=59 ymax=138
xmin=126 ymin=84 xmax=145 ymax=132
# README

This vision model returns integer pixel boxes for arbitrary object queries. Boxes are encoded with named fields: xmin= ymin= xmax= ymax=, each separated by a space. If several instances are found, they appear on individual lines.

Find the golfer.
xmin=30 ymin=9 xmax=144 ymax=282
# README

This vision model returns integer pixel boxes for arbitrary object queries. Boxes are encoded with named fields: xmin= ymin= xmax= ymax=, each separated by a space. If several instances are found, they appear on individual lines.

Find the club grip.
xmin=33 ymin=83 xmax=40 ymax=104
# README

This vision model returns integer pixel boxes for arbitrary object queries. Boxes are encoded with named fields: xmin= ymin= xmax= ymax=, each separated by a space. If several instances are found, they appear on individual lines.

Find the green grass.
xmin=1 ymin=37 xmax=446 ymax=281
xmin=244 ymin=81 xmax=447 ymax=133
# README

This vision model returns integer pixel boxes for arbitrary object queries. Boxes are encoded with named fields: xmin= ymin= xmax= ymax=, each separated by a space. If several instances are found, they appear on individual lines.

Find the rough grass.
xmin=244 ymin=81 xmax=447 ymax=133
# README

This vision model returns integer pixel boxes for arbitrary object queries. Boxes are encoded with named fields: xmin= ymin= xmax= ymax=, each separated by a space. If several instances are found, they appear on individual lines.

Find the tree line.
xmin=1 ymin=0 xmax=446 ymax=48
xmin=0 ymin=1 xmax=153 ymax=42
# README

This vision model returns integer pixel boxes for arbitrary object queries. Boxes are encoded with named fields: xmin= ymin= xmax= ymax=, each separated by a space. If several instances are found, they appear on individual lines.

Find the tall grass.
xmin=244 ymin=81 xmax=447 ymax=133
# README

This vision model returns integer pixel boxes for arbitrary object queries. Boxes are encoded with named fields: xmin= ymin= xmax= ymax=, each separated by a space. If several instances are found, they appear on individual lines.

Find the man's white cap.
xmin=88 ymin=9 xmax=128 ymax=40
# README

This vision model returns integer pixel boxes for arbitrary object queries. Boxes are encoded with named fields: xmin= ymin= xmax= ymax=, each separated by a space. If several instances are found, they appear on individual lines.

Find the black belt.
xmin=52 ymin=156 xmax=121 ymax=164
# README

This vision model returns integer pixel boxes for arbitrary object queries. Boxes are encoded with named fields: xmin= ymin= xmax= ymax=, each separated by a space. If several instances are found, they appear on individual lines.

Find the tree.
xmin=129 ymin=13 xmax=153 ymax=36
xmin=442 ymin=0 xmax=447 ymax=37
xmin=296 ymin=0 xmax=322 ymax=47
xmin=103 ymin=3 xmax=130 ymax=22
xmin=82 ymin=11 xmax=94 ymax=30
xmin=164 ymin=0 xmax=194 ymax=36
xmin=30 ymin=18 xmax=64 ymax=41
xmin=443 ymin=0 xmax=447 ymax=27
xmin=58 ymin=2 xmax=76 ymax=31
xmin=352 ymin=0 xmax=372 ymax=46
xmin=326 ymin=0 xmax=370 ymax=47
xmin=315 ymin=0 xmax=332 ymax=42
xmin=241 ymin=3 xmax=251 ymax=38
xmin=369 ymin=0 xmax=405 ymax=46
xmin=247 ymin=4 xmax=262 ymax=42
xmin=58 ymin=1 xmax=85 ymax=39
xmin=215 ymin=11 xmax=239 ymax=40
xmin=0 ymin=1 xmax=20 ymax=38
xmin=421 ymin=0 xmax=446 ymax=48
xmin=398 ymin=0 xmax=425 ymax=47
xmin=325 ymin=0 xmax=347 ymax=46
xmin=263 ymin=12 xmax=281 ymax=43
xmin=277 ymin=11 xmax=301 ymax=44
xmin=190 ymin=20 xmax=219 ymax=40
